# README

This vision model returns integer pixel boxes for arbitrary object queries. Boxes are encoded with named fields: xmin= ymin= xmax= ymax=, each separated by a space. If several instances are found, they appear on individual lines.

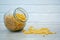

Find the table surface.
xmin=0 ymin=0 xmax=60 ymax=40
xmin=0 ymin=30 xmax=60 ymax=40
xmin=0 ymin=23 xmax=60 ymax=40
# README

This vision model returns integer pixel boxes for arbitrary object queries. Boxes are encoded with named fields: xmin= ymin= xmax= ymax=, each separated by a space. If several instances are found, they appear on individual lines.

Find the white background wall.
xmin=0 ymin=0 xmax=60 ymax=32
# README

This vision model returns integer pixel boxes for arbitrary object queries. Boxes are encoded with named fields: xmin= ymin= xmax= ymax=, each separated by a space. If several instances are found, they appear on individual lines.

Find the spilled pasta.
xmin=22 ymin=26 xmax=56 ymax=37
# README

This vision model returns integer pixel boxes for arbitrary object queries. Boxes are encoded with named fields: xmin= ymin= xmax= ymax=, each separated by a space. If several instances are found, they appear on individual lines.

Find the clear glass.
xmin=4 ymin=7 xmax=28 ymax=32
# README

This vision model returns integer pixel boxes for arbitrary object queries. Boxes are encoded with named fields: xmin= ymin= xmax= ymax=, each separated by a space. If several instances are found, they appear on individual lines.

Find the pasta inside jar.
xmin=4 ymin=7 xmax=28 ymax=32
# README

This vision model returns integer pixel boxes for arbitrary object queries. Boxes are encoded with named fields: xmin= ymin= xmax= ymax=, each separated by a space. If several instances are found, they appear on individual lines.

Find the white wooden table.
xmin=0 ymin=0 xmax=60 ymax=40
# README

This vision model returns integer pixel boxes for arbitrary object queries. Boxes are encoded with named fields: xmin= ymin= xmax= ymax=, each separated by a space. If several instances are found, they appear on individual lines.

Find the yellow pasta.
xmin=16 ymin=13 xmax=26 ymax=21
xmin=5 ymin=13 xmax=26 ymax=31
xmin=22 ymin=26 xmax=56 ymax=37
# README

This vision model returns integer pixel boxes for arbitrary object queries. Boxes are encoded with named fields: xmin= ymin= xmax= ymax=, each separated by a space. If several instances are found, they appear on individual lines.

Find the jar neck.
xmin=13 ymin=7 xmax=28 ymax=23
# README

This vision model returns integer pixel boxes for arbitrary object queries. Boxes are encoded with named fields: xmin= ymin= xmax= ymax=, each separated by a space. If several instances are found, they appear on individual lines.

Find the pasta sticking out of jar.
xmin=22 ymin=26 xmax=56 ymax=37
xmin=15 ymin=13 xmax=26 ymax=22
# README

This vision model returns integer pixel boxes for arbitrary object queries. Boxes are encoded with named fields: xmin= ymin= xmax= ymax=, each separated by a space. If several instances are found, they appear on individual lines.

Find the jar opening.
xmin=13 ymin=7 xmax=28 ymax=22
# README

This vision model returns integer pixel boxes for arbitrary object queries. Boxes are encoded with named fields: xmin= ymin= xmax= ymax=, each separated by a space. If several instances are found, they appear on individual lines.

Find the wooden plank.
xmin=0 ymin=5 xmax=60 ymax=13
xmin=0 ymin=0 xmax=60 ymax=5
xmin=0 ymin=12 xmax=60 ymax=23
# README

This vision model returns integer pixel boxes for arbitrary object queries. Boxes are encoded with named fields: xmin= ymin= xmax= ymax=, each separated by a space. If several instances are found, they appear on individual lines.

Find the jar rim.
xmin=13 ymin=7 xmax=28 ymax=22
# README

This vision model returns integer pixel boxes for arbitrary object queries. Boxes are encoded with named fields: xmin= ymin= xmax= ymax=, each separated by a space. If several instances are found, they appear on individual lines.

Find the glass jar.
xmin=4 ymin=7 xmax=28 ymax=32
